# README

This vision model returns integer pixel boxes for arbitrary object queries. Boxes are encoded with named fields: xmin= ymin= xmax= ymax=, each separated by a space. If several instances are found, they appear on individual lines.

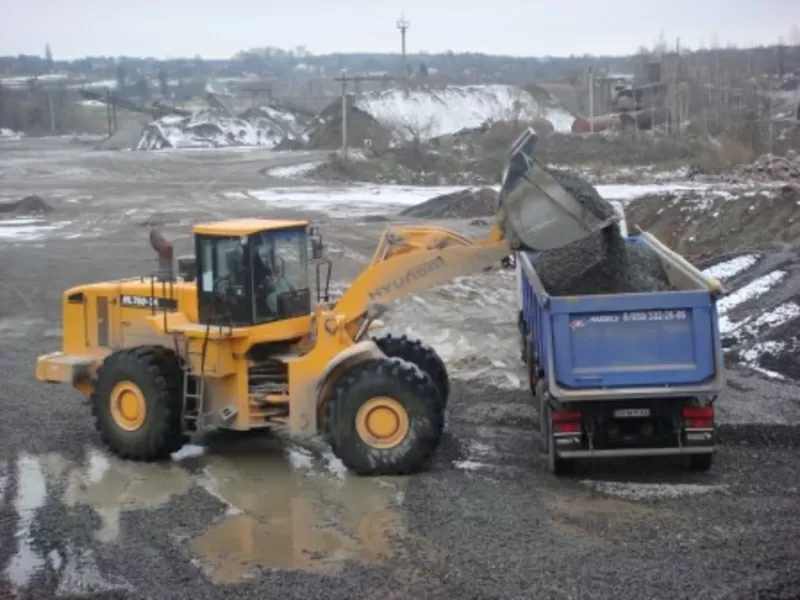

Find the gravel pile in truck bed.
xmin=532 ymin=171 xmax=674 ymax=296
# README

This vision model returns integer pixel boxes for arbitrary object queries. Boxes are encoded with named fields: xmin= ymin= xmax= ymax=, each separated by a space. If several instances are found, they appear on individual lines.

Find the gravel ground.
xmin=1 ymin=138 xmax=799 ymax=599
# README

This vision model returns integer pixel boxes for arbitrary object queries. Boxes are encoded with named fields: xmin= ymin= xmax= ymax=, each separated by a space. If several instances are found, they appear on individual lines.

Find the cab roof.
xmin=192 ymin=218 xmax=309 ymax=237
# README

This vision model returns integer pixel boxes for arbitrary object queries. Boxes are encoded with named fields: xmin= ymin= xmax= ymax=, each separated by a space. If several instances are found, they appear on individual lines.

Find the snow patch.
xmin=739 ymin=341 xmax=788 ymax=380
xmin=582 ymin=480 xmax=726 ymax=500
xmin=727 ymin=302 xmax=800 ymax=342
xmin=717 ymin=271 xmax=787 ymax=334
xmin=248 ymin=184 xmax=469 ymax=217
xmin=138 ymin=106 xmax=309 ymax=150
xmin=0 ymin=127 xmax=23 ymax=140
xmin=702 ymin=254 xmax=760 ymax=281
xmin=321 ymin=448 xmax=348 ymax=479
xmin=266 ymin=162 xmax=321 ymax=178
xmin=171 ymin=444 xmax=207 ymax=461
xmin=594 ymin=182 xmax=711 ymax=202
xmin=245 ymin=182 xmax=729 ymax=218
xmin=356 ymin=84 xmax=575 ymax=140
xmin=0 ymin=217 xmax=69 ymax=241
xmin=286 ymin=445 xmax=314 ymax=470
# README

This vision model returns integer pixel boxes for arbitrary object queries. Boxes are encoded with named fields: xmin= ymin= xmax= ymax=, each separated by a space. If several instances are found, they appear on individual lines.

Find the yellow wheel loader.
xmin=35 ymin=129 xmax=617 ymax=475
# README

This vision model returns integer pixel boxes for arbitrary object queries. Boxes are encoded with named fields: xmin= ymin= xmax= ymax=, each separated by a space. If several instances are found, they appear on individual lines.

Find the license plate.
xmin=614 ymin=408 xmax=651 ymax=418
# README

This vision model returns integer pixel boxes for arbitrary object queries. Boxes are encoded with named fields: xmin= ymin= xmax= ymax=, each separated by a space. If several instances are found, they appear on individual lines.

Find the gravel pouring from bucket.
xmin=495 ymin=128 xmax=619 ymax=251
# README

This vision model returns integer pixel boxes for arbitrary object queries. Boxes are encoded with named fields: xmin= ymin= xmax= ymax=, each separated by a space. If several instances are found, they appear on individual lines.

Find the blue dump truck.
xmin=499 ymin=129 xmax=726 ymax=476
xmin=515 ymin=223 xmax=726 ymax=475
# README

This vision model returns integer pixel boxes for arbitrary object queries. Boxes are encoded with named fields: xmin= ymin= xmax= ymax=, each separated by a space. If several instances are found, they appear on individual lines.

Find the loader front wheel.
xmin=326 ymin=357 xmax=445 ymax=476
xmin=91 ymin=347 xmax=185 ymax=461
xmin=373 ymin=333 xmax=449 ymax=405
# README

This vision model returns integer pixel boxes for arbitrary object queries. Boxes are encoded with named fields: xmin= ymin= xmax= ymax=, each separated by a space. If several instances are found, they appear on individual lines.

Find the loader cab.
xmin=192 ymin=219 xmax=313 ymax=326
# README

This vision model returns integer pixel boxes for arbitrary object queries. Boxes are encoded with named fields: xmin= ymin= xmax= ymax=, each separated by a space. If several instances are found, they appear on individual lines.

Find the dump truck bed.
xmin=519 ymin=233 xmax=725 ymax=400
xmin=517 ymin=231 xmax=725 ymax=473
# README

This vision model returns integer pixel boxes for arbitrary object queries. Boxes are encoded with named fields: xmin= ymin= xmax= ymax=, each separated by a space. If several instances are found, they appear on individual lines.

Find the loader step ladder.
xmin=182 ymin=366 xmax=207 ymax=432
xmin=181 ymin=337 xmax=209 ymax=433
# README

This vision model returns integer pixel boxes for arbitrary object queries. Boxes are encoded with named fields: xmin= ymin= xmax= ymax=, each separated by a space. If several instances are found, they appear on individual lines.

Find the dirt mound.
xmin=0 ymin=195 xmax=53 ymax=214
xmin=698 ymin=251 xmax=800 ymax=382
xmin=727 ymin=150 xmax=800 ymax=182
xmin=306 ymin=106 xmax=392 ymax=152
xmin=400 ymin=188 xmax=499 ymax=219
xmin=625 ymin=187 xmax=800 ymax=261
xmin=137 ymin=106 xmax=310 ymax=150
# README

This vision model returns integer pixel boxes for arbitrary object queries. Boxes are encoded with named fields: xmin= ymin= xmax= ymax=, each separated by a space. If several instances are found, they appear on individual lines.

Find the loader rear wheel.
xmin=372 ymin=333 xmax=449 ymax=405
xmin=326 ymin=357 xmax=445 ymax=476
xmin=91 ymin=347 xmax=186 ymax=461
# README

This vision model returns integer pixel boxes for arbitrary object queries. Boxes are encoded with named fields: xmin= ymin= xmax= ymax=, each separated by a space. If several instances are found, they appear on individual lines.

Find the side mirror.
xmin=309 ymin=226 xmax=324 ymax=260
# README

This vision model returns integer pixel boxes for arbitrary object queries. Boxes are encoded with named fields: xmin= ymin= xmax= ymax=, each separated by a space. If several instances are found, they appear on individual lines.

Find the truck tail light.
xmin=682 ymin=406 xmax=714 ymax=430
xmin=552 ymin=410 xmax=582 ymax=434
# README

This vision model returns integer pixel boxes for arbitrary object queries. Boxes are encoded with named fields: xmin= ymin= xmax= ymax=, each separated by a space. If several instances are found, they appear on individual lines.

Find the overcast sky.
xmin=1 ymin=0 xmax=797 ymax=59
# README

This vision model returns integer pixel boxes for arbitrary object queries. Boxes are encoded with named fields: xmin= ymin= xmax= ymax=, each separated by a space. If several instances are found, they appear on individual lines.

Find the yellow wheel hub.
xmin=356 ymin=396 xmax=410 ymax=449
xmin=109 ymin=381 xmax=147 ymax=432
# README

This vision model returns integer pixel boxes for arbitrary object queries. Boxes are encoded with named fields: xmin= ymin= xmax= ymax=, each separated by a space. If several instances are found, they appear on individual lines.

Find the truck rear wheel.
xmin=373 ymin=333 xmax=449 ymax=405
xmin=326 ymin=357 xmax=445 ymax=476
xmin=90 ymin=347 xmax=186 ymax=461
xmin=688 ymin=453 xmax=713 ymax=472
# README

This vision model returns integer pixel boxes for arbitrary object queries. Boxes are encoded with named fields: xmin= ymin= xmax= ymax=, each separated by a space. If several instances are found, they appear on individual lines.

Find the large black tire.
xmin=91 ymin=346 xmax=186 ymax=461
xmin=326 ymin=357 xmax=445 ymax=476
xmin=373 ymin=333 xmax=449 ymax=405
xmin=688 ymin=453 xmax=713 ymax=472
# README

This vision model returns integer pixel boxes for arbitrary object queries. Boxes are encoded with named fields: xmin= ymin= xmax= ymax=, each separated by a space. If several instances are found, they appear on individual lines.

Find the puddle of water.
xmin=542 ymin=487 xmax=663 ymax=544
xmin=6 ymin=454 xmax=48 ymax=589
xmin=0 ymin=443 xmax=431 ymax=592
xmin=63 ymin=449 xmax=192 ymax=544
xmin=187 ymin=451 xmax=407 ymax=583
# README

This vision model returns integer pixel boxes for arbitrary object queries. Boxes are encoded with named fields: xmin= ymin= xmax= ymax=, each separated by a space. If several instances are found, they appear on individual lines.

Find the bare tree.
xmin=397 ymin=116 xmax=437 ymax=182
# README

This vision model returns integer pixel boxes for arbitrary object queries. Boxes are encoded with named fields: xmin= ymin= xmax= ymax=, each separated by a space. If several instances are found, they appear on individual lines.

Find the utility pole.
xmin=674 ymin=37 xmax=681 ymax=136
xmin=338 ymin=72 xmax=348 ymax=157
xmin=334 ymin=74 xmax=403 ymax=157
xmin=396 ymin=15 xmax=410 ymax=91
xmin=48 ymin=91 xmax=55 ymax=132
xmin=588 ymin=67 xmax=594 ymax=133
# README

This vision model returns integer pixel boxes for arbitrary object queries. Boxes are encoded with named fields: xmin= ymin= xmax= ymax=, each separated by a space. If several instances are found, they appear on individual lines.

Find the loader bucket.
xmin=496 ymin=128 xmax=619 ymax=251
